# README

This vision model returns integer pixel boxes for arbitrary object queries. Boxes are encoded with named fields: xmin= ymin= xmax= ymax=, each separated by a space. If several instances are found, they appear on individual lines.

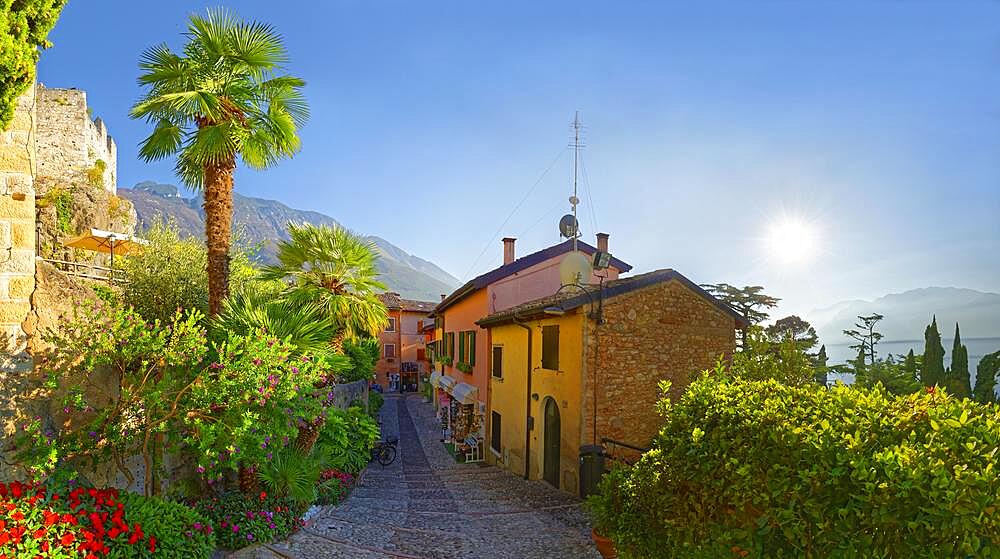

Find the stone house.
xmin=374 ymin=292 xmax=436 ymax=392
xmin=476 ymin=269 xmax=743 ymax=494
xmin=428 ymin=234 xmax=631 ymax=460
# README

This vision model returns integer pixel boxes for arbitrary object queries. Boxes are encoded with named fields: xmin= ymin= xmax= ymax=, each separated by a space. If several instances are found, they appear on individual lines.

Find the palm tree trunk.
xmin=204 ymin=157 xmax=236 ymax=317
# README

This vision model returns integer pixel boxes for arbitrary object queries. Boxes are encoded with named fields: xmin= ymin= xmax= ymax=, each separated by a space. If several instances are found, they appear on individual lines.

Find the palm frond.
xmin=227 ymin=19 xmax=288 ymax=70
xmin=137 ymin=118 xmax=183 ymax=162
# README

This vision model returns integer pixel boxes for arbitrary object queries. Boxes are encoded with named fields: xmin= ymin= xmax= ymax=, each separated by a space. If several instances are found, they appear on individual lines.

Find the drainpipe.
xmin=513 ymin=317 xmax=532 ymax=480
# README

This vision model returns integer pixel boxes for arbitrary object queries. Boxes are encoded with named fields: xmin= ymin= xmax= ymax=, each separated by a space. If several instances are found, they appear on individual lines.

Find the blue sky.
xmin=37 ymin=1 xmax=1000 ymax=319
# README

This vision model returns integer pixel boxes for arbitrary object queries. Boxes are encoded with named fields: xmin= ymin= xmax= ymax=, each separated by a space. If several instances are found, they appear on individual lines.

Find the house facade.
xmin=428 ymin=234 xmax=631 ymax=461
xmin=375 ymin=292 xmax=436 ymax=392
xmin=476 ymin=269 xmax=743 ymax=494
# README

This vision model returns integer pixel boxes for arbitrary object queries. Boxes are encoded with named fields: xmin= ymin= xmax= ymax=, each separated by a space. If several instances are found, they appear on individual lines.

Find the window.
xmin=446 ymin=332 xmax=455 ymax=359
xmin=417 ymin=348 xmax=426 ymax=361
xmin=491 ymin=411 xmax=502 ymax=453
xmin=492 ymin=346 xmax=503 ymax=378
xmin=459 ymin=330 xmax=477 ymax=365
xmin=384 ymin=344 xmax=396 ymax=359
xmin=541 ymin=325 xmax=559 ymax=370
xmin=386 ymin=318 xmax=396 ymax=332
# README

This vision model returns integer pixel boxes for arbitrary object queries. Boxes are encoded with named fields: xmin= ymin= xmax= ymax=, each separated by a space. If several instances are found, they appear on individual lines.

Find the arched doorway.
xmin=543 ymin=397 xmax=561 ymax=488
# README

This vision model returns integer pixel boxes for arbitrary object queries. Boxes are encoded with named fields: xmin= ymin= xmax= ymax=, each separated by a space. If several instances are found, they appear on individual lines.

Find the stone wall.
xmin=581 ymin=279 xmax=736 ymax=450
xmin=0 ymin=86 xmax=38 ymax=480
xmin=35 ymin=85 xmax=117 ymax=194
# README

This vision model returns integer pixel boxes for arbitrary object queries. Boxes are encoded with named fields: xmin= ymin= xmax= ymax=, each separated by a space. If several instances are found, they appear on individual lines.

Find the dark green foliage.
xmin=699 ymin=284 xmax=779 ymax=347
xmin=590 ymin=373 xmax=1000 ymax=558
xmin=0 ymin=0 xmax=66 ymax=129
xmin=903 ymin=349 xmax=920 ymax=380
xmin=843 ymin=313 xmax=884 ymax=367
xmin=191 ymin=493 xmax=305 ymax=550
xmin=923 ymin=316 xmax=946 ymax=387
xmin=974 ymin=350 xmax=1000 ymax=404
xmin=854 ymin=355 xmax=922 ymax=395
xmin=766 ymin=315 xmax=818 ymax=353
xmin=814 ymin=344 xmax=828 ymax=387
xmin=256 ymin=449 xmax=322 ymax=504
xmin=108 ymin=493 xmax=215 ymax=559
xmin=314 ymin=406 xmax=380 ymax=475
xmin=368 ymin=391 xmax=384 ymax=417
xmin=341 ymin=337 xmax=380 ymax=382
xmin=943 ymin=323 xmax=971 ymax=398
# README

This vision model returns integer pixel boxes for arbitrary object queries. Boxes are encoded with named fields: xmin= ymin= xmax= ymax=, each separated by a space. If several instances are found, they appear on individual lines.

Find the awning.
xmin=429 ymin=371 xmax=442 ymax=387
xmin=438 ymin=375 xmax=457 ymax=392
xmin=451 ymin=382 xmax=478 ymax=405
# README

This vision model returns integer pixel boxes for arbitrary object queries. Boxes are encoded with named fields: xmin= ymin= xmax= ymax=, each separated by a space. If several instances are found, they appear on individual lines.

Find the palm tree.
xmin=262 ymin=223 xmax=389 ymax=453
xmin=130 ymin=9 xmax=308 ymax=317
xmin=262 ymin=223 xmax=390 ymax=344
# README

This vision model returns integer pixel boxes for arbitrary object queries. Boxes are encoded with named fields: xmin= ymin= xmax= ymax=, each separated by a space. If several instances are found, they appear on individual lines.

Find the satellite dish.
xmin=559 ymin=251 xmax=592 ymax=286
xmin=559 ymin=214 xmax=579 ymax=238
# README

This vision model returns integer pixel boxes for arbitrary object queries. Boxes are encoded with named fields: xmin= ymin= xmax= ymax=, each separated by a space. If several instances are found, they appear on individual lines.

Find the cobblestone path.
xmin=238 ymin=393 xmax=600 ymax=559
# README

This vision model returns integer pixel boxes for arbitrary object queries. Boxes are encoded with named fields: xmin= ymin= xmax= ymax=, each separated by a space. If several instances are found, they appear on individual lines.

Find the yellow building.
xmin=476 ymin=269 xmax=742 ymax=495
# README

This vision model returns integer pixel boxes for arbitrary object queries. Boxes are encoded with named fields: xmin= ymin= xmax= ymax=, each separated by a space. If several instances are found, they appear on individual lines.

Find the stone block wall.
xmin=0 ymin=86 xmax=38 ymax=480
xmin=35 ymin=85 xmax=117 ymax=194
xmin=581 ymin=279 xmax=736 ymax=450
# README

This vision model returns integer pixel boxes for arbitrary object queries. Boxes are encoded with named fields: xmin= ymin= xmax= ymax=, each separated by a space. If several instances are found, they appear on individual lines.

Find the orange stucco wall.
xmin=439 ymin=288 xmax=490 ymax=405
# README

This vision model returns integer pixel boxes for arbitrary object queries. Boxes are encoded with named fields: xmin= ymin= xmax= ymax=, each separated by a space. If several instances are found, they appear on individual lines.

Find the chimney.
xmin=596 ymin=232 xmax=609 ymax=253
xmin=440 ymin=294 xmax=447 ymax=301
xmin=502 ymin=237 xmax=516 ymax=265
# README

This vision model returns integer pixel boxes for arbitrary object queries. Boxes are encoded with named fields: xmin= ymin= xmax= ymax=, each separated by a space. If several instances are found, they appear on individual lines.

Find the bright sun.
xmin=766 ymin=218 xmax=819 ymax=265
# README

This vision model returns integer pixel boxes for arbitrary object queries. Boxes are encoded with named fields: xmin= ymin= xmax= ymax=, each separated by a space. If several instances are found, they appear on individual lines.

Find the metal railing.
xmin=41 ymin=258 xmax=125 ymax=284
xmin=600 ymin=437 xmax=650 ymax=466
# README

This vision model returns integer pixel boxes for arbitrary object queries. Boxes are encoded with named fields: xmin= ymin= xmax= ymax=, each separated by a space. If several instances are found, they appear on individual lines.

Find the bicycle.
xmin=371 ymin=436 xmax=398 ymax=466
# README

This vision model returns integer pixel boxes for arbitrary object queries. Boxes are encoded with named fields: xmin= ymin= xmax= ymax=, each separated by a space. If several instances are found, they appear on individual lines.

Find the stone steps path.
xmin=232 ymin=394 xmax=600 ymax=559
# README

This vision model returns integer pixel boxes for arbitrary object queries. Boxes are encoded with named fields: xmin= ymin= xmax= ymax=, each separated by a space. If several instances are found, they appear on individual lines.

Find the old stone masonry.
xmin=234 ymin=394 xmax=601 ymax=559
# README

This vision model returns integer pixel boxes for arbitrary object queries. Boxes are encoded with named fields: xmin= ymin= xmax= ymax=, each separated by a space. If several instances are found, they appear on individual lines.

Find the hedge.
xmin=591 ymin=376 xmax=1000 ymax=558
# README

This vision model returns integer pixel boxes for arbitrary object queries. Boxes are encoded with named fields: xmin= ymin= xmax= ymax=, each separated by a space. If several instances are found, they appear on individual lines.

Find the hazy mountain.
xmin=120 ymin=181 xmax=459 ymax=302
xmin=807 ymin=287 xmax=1000 ymax=346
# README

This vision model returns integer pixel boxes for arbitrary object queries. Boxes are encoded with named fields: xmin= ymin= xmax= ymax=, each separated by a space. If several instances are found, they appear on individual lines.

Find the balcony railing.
xmin=41 ymin=258 xmax=125 ymax=284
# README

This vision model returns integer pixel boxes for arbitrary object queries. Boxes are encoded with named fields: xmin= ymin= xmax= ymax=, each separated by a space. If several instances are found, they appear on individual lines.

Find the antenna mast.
xmin=571 ymin=111 xmax=582 ymax=251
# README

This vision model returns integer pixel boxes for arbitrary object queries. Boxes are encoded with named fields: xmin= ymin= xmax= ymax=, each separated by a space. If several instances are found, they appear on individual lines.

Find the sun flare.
xmin=766 ymin=218 xmax=819 ymax=265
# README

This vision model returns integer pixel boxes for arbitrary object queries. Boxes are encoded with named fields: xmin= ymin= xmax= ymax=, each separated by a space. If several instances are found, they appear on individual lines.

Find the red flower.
xmin=148 ymin=536 xmax=157 ymax=553
xmin=259 ymin=491 xmax=267 ymax=500
xmin=60 ymin=532 xmax=76 ymax=546
xmin=33 ymin=527 xmax=46 ymax=539
xmin=128 ymin=523 xmax=144 ymax=544
xmin=10 ymin=510 xmax=23 ymax=522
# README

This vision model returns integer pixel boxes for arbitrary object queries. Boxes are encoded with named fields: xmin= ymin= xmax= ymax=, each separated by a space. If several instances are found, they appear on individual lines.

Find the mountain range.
xmin=119 ymin=181 xmax=459 ymax=302
xmin=806 ymin=287 xmax=1000 ymax=347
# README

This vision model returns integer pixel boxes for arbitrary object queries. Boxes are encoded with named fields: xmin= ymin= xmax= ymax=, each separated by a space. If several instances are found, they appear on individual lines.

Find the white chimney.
xmin=502 ymin=237 xmax=516 ymax=265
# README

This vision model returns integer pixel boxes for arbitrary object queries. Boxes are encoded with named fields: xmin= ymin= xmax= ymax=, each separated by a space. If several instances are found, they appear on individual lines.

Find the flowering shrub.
xmin=191 ymin=493 xmax=305 ymax=550
xmin=317 ymin=469 xmax=354 ymax=505
xmin=590 ymin=375 xmax=1000 ymax=558
xmin=16 ymin=299 xmax=333 ymax=494
xmin=0 ymin=482 xmax=155 ymax=559
xmin=182 ymin=332 xmax=328 ymax=485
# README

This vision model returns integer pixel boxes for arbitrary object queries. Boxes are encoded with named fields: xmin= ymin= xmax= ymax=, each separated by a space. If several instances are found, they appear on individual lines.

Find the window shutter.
xmin=542 ymin=325 xmax=560 ymax=370
xmin=491 ymin=411 xmax=502 ymax=453
xmin=469 ymin=331 xmax=476 ymax=365
xmin=492 ymin=346 xmax=503 ymax=378
xmin=458 ymin=331 xmax=466 ymax=363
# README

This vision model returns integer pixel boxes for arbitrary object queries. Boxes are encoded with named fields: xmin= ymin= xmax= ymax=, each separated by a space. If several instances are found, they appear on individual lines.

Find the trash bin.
xmin=579 ymin=444 xmax=606 ymax=499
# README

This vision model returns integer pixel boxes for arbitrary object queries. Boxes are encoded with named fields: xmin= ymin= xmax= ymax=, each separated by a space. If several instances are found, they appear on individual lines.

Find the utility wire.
xmin=579 ymin=152 xmax=600 ymax=235
xmin=460 ymin=149 xmax=566 ymax=282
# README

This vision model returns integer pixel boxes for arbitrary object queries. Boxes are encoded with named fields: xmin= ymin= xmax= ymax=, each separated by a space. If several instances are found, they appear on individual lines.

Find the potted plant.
xmin=585 ymin=490 xmax=618 ymax=558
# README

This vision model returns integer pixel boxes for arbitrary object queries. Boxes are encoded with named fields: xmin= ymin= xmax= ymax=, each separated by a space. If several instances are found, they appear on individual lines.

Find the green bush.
xmin=591 ymin=372 xmax=1000 ymax=558
xmin=315 ymin=407 xmax=380 ymax=475
xmin=340 ymin=337 xmax=380 ymax=382
xmin=121 ymin=219 xmax=257 ymax=325
xmin=368 ymin=391 xmax=384 ymax=416
xmin=108 ymin=493 xmax=215 ymax=559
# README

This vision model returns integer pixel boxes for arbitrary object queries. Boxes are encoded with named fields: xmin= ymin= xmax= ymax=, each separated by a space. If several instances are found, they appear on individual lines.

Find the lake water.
xmin=825 ymin=337 xmax=1000 ymax=385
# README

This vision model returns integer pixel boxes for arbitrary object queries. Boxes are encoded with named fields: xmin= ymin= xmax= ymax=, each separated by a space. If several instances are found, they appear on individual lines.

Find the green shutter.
xmin=469 ymin=331 xmax=476 ymax=365
xmin=458 ymin=331 xmax=466 ymax=363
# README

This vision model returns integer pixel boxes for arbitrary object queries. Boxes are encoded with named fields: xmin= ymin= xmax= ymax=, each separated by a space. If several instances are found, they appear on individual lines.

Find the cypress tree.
xmin=903 ymin=349 xmax=919 ymax=384
xmin=922 ymin=316 xmax=945 ymax=387
xmin=973 ymin=350 xmax=1000 ymax=404
xmin=946 ymin=323 xmax=971 ymax=398
xmin=814 ymin=345 xmax=829 ymax=387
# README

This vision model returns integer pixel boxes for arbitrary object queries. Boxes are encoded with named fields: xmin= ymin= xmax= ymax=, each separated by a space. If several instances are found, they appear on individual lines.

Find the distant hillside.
xmin=119 ymin=181 xmax=459 ymax=302
xmin=806 ymin=287 xmax=1000 ymax=346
